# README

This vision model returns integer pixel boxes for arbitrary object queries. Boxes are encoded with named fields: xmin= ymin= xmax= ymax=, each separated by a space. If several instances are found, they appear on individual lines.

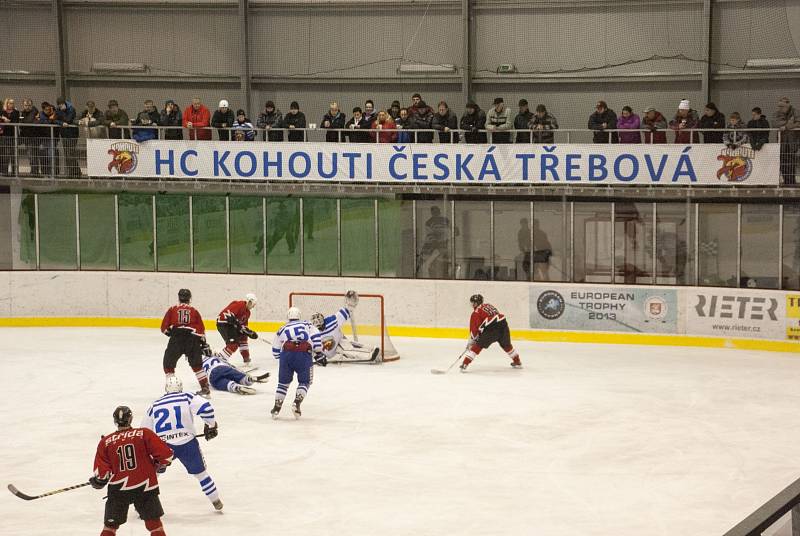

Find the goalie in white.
xmin=310 ymin=291 xmax=381 ymax=363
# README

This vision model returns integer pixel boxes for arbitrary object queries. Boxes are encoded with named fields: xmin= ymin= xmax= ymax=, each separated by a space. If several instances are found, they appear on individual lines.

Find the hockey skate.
xmin=196 ymin=385 xmax=212 ymax=398
xmin=270 ymin=399 xmax=283 ymax=419
xmin=511 ymin=355 xmax=522 ymax=368
xmin=292 ymin=394 xmax=304 ymax=419
xmin=234 ymin=384 xmax=257 ymax=395
xmin=459 ymin=356 xmax=473 ymax=372
xmin=212 ymin=499 xmax=224 ymax=511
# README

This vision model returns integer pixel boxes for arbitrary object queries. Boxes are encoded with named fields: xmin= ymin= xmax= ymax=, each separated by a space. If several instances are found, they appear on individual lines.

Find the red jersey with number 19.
xmin=161 ymin=304 xmax=205 ymax=336
xmin=93 ymin=427 xmax=173 ymax=491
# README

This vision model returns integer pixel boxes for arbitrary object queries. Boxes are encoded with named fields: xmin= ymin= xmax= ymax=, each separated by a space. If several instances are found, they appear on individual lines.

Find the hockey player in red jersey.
xmin=161 ymin=288 xmax=211 ymax=396
xmin=91 ymin=406 xmax=174 ymax=536
xmin=460 ymin=294 xmax=521 ymax=372
xmin=216 ymin=293 xmax=258 ymax=366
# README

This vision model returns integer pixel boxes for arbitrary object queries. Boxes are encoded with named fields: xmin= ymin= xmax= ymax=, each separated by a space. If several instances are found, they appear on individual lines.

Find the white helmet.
xmin=287 ymin=306 xmax=302 ymax=321
xmin=245 ymin=293 xmax=257 ymax=309
xmin=165 ymin=375 xmax=183 ymax=393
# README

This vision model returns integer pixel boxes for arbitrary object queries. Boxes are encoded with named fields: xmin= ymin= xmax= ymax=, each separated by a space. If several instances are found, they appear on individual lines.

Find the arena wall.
xmin=1 ymin=271 xmax=798 ymax=354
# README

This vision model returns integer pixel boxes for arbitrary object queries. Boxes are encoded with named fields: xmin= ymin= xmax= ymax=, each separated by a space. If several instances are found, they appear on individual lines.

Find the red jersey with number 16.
xmin=469 ymin=303 xmax=506 ymax=338
xmin=161 ymin=304 xmax=205 ymax=336
xmin=93 ymin=427 xmax=173 ymax=491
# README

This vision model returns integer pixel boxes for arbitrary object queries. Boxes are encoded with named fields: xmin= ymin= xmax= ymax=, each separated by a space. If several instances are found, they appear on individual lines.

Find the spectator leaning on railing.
xmin=0 ymin=98 xmax=20 ymax=176
xmin=395 ymin=108 xmax=412 ymax=143
xmin=514 ymin=99 xmax=533 ymax=143
xmin=642 ymin=106 xmax=667 ymax=144
xmin=19 ymin=99 xmax=40 ymax=176
xmin=282 ymin=101 xmax=306 ymax=142
xmin=723 ymin=112 xmax=749 ymax=148
xmin=588 ymin=100 xmax=618 ymax=143
xmin=132 ymin=100 xmax=160 ymax=142
xmin=775 ymin=96 xmax=799 ymax=185
xmin=486 ymin=97 xmax=512 ymax=144
xmin=257 ymin=101 xmax=283 ymax=142
xmin=747 ymin=107 xmax=769 ymax=151
xmin=77 ymin=100 xmax=104 ymax=139
xmin=669 ymin=99 xmax=700 ymax=144
xmin=344 ymin=106 xmax=370 ymax=143
xmin=363 ymin=100 xmax=376 ymax=127
xmin=183 ymin=97 xmax=212 ymax=141
xmin=530 ymin=104 xmax=558 ymax=144
xmin=56 ymin=97 xmax=80 ymax=177
xmin=160 ymin=100 xmax=183 ymax=140
xmin=409 ymin=94 xmax=434 ymax=143
xmin=104 ymin=99 xmax=130 ymax=139
xmin=232 ymin=109 xmax=255 ymax=141
xmin=212 ymin=99 xmax=234 ymax=141
xmin=431 ymin=101 xmax=458 ymax=144
xmin=616 ymin=106 xmax=641 ymax=144
xmin=460 ymin=101 xmax=487 ymax=144
xmin=321 ymin=101 xmax=346 ymax=142
xmin=698 ymin=102 xmax=725 ymax=144
xmin=38 ymin=101 xmax=59 ymax=177
xmin=371 ymin=110 xmax=397 ymax=143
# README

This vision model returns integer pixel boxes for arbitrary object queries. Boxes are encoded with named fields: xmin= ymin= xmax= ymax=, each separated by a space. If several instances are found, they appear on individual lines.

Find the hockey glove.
xmin=313 ymin=353 xmax=328 ymax=367
xmin=345 ymin=290 xmax=359 ymax=309
xmin=164 ymin=328 xmax=173 ymax=337
xmin=204 ymin=423 xmax=219 ymax=441
xmin=89 ymin=476 xmax=108 ymax=490
xmin=241 ymin=326 xmax=258 ymax=340
xmin=201 ymin=342 xmax=213 ymax=357
xmin=155 ymin=463 xmax=169 ymax=474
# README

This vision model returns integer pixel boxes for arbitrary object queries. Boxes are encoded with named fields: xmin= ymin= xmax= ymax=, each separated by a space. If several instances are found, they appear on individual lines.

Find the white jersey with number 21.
xmin=141 ymin=391 xmax=216 ymax=446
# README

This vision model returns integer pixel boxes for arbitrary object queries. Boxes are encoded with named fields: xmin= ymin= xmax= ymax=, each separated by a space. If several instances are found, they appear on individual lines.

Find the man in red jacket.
xmin=91 ymin=406 xmax=174 ymax=536
xmin=182 ymin=97 xmax=211 ymax=140
xmin=460 ymin=294 xmax=522 ymax=372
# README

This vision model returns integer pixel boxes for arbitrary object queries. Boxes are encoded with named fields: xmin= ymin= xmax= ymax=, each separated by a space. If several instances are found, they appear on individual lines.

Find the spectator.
xmin=395 ymin=108 xmax=412 ymax=143
xmin=38 ymin=101 xmax=59 ymax=177
xmin=104 ymin=99 xmax=130 ymax=139
xmin=232 ymin=109 xmax=255 ymax=141
xmin=371 ymin=110 xmax=397 ymax=143
xmin=55 ymin=96 xmax=80 ymax=177
xmin=18 ymin=99 xmax=41 ymax=176
xmin=588 ymin=100 xmax=618 ymax=143
xmin=514 ymin=99 xmax=533 ymax=143
xmin=388 ymin=100 xmax=401 ymax=120
xmin=344 ymin=106 xmax=370 ymax=143
xmin=0 ymin=98 xmax=20 ymax=176
xmin=77 ymin=100 xmax=104 ymax=139
xmin=183 ymin=97 xmax=212 ymax=141
xmin=160 ymin=100 xmax=183 ymax=140
xmin=408 ymin=94 xmax=434 ymax=143
xmin=282 ymin=101 xmax=306 ymax=142
xmin=321 ymin=101 xmax=346 ymax=142
xmin=212 ymin=99 xmax=234 ymax=141
xmin=257 ymin=101 xmax=283 ymax=142
xmin=616 ymin=106 xmax=641 ymax=143
xmin=131 ymin=100 xmax=160 ymax=143
xmin=363 ymin=100 xmax=376 ymax=126
xmin=775 ymin=96 xmax=800 ymax=185
xmin=530 ymin=104 xmax=558 ymax=144
xmin=431 ymin=101 xmax=458 ymax=144
xmin=698 ymin=102 xmax=725 ymax=144
xmin=723 ymin=111 xmax=749 ymax=148
xmin=486 ymin=97 xmax=512 ymax=144
xmin=460 ymin=101 xmax=487 ymax=144
xmin=747 ymin=107 xmax=770 ymax=151
xmin=642 ymin=106 xmax=667 ymax=144
xmin=669 ymin=99 xmax=700 ymax=144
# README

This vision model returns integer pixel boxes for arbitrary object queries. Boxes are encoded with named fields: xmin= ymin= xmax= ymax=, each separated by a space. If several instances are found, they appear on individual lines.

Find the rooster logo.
xmin=107 ymin=142 xmax=139 ymax=174
xmin=716 ymin=153 xmax=752 ymax=182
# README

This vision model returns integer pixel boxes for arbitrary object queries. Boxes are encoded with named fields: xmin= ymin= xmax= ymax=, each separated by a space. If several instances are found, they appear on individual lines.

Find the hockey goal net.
xmin=288 ymin=292 xmax=400 ymax=362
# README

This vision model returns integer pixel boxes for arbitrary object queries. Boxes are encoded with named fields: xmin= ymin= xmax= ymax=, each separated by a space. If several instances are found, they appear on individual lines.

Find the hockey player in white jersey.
xmin=141 ymin=376 xmax=223 ymax=510
xmin=202 ymin=351 xmax=268 ymax=395
xmin=309 ymin=290 xmax=380 ymax=364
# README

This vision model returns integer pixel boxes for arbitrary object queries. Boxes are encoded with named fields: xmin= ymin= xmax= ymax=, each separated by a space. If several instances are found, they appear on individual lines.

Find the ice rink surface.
xmin=2 ymin=327 xmax=800 ymax=536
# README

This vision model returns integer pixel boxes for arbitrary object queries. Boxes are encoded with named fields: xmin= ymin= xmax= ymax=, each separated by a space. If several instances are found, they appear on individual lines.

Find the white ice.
xmin=2 ymin=327 xmax=800 ymax=536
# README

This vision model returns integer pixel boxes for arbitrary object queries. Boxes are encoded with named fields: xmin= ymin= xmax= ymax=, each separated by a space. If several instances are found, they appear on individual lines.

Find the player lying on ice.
xmin=201 ymin=347 xmax=269 ymax=395
xmin=309 ymin=290 xmax=381 ymax=364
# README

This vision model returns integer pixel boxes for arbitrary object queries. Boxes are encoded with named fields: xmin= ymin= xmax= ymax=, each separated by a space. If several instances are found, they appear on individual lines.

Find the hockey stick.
xmin=430 ymin=352 xmax=466 ymax=375
xmin=252 ymin=372 xmax=270 ymax=383
xmin=7 ymin=481 xmax=91 ymax=501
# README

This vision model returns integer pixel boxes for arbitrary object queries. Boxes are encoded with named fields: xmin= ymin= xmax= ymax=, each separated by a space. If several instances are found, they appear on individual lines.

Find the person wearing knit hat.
xmin=283 ymin=101 xmax=306 ymax=142
xmin=642 ymin=106 xmax=667 ymax=144
xmin=460 ymin=100 xmax=487 ymax=144
xmin=514 ymin=99 xmax=533 ymax=143
xmin=212 ymin=99 xmax=235 ymax=141
xmin=588 ymin=100 xmax=618 ymax=143
xmin=678 ymin=99 xmax=690 ymax=110
xmin=698 ymin=102 xmax=725 ymax=144
xmin=669 ymin=98 xmax=700 ymax=144
xmin=232 ymin=108 xmax=255 ymax=141
xmin=775 ymin=96 xmax=800 ymax=184
xmin=389 ymin=100 xmax=401 ymax=120
xmin=257 ymin=100 xmax=283 ymax=142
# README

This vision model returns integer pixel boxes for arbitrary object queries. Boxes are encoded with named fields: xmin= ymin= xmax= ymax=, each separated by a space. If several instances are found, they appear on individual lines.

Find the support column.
xmin=461 ymin=0 xmax=472 ymax=104
xmin=700 ymin=0 xmax=712 ymax=104
xmin=52 ymin=0 xmax=67 ymax=98
xmin=239 ymin=0 xmax=252 ymax=116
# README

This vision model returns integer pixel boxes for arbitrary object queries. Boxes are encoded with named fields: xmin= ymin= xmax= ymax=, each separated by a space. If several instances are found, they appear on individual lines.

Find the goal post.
xmin=288 ymin=292 xmax=400 ymax=362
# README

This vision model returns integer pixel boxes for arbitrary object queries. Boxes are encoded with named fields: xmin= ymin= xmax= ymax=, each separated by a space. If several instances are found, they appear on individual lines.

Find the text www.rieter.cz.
xmin=711 ymin=324 xmax=761 ymax=333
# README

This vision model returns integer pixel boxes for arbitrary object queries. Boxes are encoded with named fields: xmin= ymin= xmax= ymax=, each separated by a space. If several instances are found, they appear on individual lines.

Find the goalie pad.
xmin=328 ymin=338 xmax=381 ymax=364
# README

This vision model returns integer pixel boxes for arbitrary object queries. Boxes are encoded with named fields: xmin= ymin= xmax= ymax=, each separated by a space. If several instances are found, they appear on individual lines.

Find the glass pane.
xmin=698 ymin=204 xmax=737 ymax=287
xmin=655 ymin=203 xmax=694 ymax=285
xmin=614 ymin=202 xmax=653 ymax=284
xmin=79 ymin=194 xmax=116 ymax=270
xmin=266 ymin=197 xmax=300 ymax=274
xmin=741 ymin=205 xmax=779 ymax=289
xmin=573 ymin=202 xmax=612 ymax=283
xmin=416 ymin=199 xmax=453 ymax=279
xmin=118 ymin=193 xmax=154 ymax=271
xmin=454 ymin=201 xmax=491 ymax=280
xmin=192 ymin=196 xmax=228 ymax=273
xmin=156 ymin=195 xmax=190 ymax=272
xmin=341 ymin=198 xmax=375 ymax=277
xmin=378 ymin=199 xmax=414 ymax=278
xmin=230 ymin=196 xmax=264 ymax=274
xmin=38 ymin=194 xmax=77 ymax=269
xmin=533 ymin=201 xmax=569 ymax=282
xmin=303 ymin=198 xmax=338 ymax=276
xmin=13 ymin=192 xmax=36 ymax=269
xmin=784 ymin=204 xmax=800 ymax=290
xmin=494 ymin=201 xmax=530 ymax=281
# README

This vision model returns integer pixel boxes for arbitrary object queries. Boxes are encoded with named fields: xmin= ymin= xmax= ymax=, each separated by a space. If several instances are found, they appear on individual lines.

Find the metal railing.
xmin=0 ymin=124 xmax=795 ymax=184
xmin=723 ymin=475 xmax=800 ymax=536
